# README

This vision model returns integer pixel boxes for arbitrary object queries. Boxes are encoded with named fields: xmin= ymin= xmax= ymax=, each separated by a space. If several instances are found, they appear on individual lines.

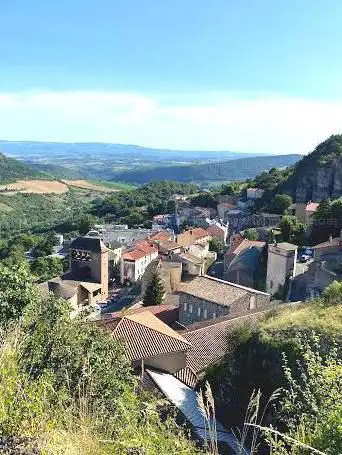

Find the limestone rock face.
xmin=294 ymin=155 xmax=342 ymax=202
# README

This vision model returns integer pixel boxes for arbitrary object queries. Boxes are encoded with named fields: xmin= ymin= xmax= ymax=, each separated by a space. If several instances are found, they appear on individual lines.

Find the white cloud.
xmin=0 ymin=90 xmax=341 ymax=154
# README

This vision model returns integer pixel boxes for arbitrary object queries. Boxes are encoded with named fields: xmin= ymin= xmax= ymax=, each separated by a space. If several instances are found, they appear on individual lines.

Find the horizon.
xmin=0 ymin=138 xmax=304 ymax=156
xmin=2 ymin=2 xmax=342 ymax=154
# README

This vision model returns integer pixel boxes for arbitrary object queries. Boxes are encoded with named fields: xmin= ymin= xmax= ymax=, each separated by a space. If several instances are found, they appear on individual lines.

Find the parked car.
xmin=299 ymin=254 xmax=310 ymax=263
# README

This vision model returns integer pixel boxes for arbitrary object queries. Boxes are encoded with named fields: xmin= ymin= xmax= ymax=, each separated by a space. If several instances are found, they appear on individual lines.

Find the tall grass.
xmin=0 ymin=328 xmax=202 ymax=455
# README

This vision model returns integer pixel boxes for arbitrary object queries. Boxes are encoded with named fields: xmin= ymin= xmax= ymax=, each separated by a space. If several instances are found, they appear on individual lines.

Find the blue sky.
xmin=1 ymin=0 xmax=342 ymax=153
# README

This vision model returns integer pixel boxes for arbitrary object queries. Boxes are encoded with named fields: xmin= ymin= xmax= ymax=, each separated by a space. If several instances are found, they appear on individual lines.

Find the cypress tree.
xmin=143 ymin=271 xmax=164 ymax=306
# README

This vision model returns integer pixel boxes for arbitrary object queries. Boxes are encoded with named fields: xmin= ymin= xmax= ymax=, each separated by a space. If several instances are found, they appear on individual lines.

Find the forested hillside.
xmin=113 ymin=154 xmax=301 ymax=184
xmin=0 ymin=153 xmax=45 ymax=183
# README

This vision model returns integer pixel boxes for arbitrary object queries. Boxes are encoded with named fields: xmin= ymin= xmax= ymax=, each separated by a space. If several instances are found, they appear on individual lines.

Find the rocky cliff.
xmin=282 ymin=135 xmax=342 ymax=202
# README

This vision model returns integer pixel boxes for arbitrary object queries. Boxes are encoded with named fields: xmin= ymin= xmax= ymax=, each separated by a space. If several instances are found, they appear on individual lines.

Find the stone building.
xmin=45 ymin=237 xmax=110 ymax=314
xmin=266 ymin=242 xmax=297 ymax=296
xmin=99 ymin=311 xmax=191 ymax=374
xmin=224 ymin=238 xmax=266 ymax=288
xmin=178 ymin=275 xmax=271 ymax=325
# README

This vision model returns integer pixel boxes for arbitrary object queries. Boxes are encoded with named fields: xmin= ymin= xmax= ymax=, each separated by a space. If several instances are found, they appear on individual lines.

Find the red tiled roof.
xmin=112 ymin=312 xmax=191 ymax=361
xmin=122 ymin=249 xmax=148 ymax=261
xmin=134 ymin=240 xmax=156 ymax=254
xmin=158 ymin=239 xmax=181 ymax=251
xmin=176 ymin=227 xmax=210 ymax=247
xmin=218 ymin=202 xmax=236 ymax=209
xmin=122 ymin=241 xmax=158 ymax=261
xmin=149 ymin=231 xmax=173 ymax=242
xmin=109 ymin=304 xmax=179 ymax=325
xmin=180 ymin=309 xmax=271 ymax=373
xmin=306 ymin=202 xmax=320 ymax=212
xmin=226 ymin=238 xmax=265 ymax=257
xmin=313 ymin=237 xmax=342 ymax=249
xmin=206 ymin=224 xmax=225 ymax=240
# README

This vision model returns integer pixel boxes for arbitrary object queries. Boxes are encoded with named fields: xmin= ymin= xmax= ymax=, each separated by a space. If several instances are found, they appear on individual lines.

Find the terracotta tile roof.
xmin=149 ymin=231 xmax=173 ymax=242
xmin=158 ymin=240 xmax=180 ymax=251
xmin=206 ymin=224 xmax=225 ymax=240
xmin=134 ymin=240 xmax=157 ymax=254
xmin=180 ymin=309 xmax=271 ymax=373
xmin=218 ymin=202 xmax=237 ymax=209
xmin=112 ymin=312 xmax=191 ymax=361
xmin=305 ymin=202 xmax=320 ymax=212
xmin=229 ymin=239 xmax=265 ymax=256
xmin=108 ymin=304 xmax=179 ymax=325
xmin=178 ymin=275 xmax=269 ymax=307
xmin=122 ymin=249 xmax=148 ymax=261
xmin=176 ymin=228 xmax=210 ymax=247
xmin=122 ymin=241 xmax=158 ymax=261
xmin=313 ymin=237 xmax=342 ymax=249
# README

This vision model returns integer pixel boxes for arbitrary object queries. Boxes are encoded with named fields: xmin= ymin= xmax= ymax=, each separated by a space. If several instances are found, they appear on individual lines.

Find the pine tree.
xmin=143 ymin=271 xmax=164 ymax=306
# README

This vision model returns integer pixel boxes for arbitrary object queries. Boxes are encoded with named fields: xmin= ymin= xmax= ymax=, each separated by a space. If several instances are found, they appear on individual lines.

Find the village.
xmin=34 ymin=184 xmax=341 ymax=451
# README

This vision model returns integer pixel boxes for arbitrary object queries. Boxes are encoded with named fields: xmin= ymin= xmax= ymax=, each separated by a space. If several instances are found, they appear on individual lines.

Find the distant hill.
xmin=27 ymin=162 xmax=84 ymax=180
xmin=0 ymin=153 xmax=45 ymax=183
xmin=112 ymin=154 xmax=301 ymax=184
xmin=0 ymin=140 xmax=264 ymax=162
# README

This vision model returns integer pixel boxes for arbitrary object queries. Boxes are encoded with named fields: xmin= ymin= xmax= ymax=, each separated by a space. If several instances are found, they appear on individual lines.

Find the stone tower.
xmin=69 ymin=237 xmax=109 ymax=299
xmin=266 ymin=242 xmax=297 ymax=297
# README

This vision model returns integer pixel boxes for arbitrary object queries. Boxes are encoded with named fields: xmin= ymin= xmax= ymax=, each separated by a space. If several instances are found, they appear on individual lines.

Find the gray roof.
xmin=178 ymin=275 xmax=269 ymax=307
xmin=228 ymin=246 xmax=262 ymax=272
xmin=70 ymin=237 xmax=108 ymax=253
xmin=178 ymin=275 xmax=247 ymax=306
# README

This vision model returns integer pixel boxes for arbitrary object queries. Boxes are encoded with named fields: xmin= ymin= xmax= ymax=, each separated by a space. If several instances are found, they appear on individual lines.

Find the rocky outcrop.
xmin=294 ymin=156 xmax=342 ymax=202
xmin=282 ymin=135 xmax=342 ymax=202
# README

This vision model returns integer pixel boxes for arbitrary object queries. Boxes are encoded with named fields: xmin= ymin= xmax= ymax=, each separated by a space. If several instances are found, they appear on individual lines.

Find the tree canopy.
xmin=143 ymin=271 xmax=165 ymax=306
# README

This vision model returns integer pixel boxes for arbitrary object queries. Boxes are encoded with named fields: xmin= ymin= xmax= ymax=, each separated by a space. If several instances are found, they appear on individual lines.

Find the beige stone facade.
xmin=178 ymin=276 xmax=271 ymax=325
xmin=266 ymin=242 xmax=297 ymax=296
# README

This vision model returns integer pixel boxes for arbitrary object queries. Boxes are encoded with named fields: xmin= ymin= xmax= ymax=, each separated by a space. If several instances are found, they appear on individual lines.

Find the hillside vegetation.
xmin=205 ymin=290 xmax=342 ymax=454
xmin=112 ymin=154 xmax=301 ymax=184
xmin=0 ymin=153 xmax=45 ymax=183
xmin=0 ymin=264 xmax=200 ymax=455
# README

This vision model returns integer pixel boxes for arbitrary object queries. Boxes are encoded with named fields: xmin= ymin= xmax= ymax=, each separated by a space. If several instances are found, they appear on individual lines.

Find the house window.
xmin=189 ymin=304 xmax=193 ymax=314
xmin=183 ymin=302 xmax=187 ymax=311
xmin=249 ymin=295 xmax=257 ymax=310
xmin=212 ymin=312 xmax=216 ymax=319
xmin=204 ymin=308 xmax=208 ymax=319
xmin=197 ymin=307 xmax=201 ymax=317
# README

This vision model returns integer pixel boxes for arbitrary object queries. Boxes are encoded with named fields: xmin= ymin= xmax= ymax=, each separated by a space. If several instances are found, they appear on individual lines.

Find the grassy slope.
xmin=88 ymin=179 xmax=136 ymax=190
xmin=205 ymin=301 xmax=342 ymax=428
xmin=260 ymin=302 xmax=342 ymax=341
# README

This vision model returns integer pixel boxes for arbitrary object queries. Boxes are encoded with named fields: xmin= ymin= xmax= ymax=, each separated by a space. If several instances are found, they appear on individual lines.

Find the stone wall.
xmin=179 ymin=291 xmax=271 ymax=326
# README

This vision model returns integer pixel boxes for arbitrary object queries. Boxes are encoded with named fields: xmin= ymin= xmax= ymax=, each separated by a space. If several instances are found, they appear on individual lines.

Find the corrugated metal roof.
xmin=147 ymin=369 xmax=240 ymax=453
